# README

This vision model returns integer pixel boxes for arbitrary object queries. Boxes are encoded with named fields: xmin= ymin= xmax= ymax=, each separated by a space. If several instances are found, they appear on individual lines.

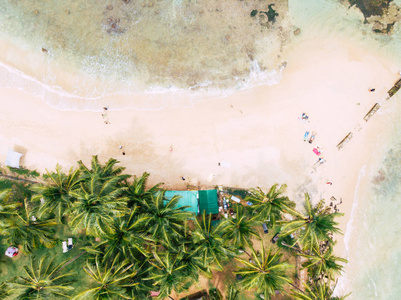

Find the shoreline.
xmin=0 ymin=34 xmax=400 ymax=294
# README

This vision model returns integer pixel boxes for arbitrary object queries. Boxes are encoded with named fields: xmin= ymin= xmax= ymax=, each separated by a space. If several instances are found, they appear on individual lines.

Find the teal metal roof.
xmin=163 ymin=191 xmax=199 ymax=215
xmin=198 ymin=190 xmax=219 ymax=215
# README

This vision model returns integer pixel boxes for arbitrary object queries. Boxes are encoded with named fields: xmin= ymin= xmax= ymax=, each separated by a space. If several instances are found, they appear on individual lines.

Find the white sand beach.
xmin=0 ymin=35 xmax=399 ymax=264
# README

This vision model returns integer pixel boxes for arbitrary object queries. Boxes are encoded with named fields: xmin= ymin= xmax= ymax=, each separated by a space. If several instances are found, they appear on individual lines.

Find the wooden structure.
xmin=387 ymin=78 xmax=401 ymax=97
xmin=336 ymin=132 xmax=353 ymax=150
xmin=363 ymin=103 xmax=381 ymax=122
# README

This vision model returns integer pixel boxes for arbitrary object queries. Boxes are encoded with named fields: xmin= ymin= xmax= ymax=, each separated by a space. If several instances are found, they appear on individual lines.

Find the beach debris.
xmin=181 ymin=177 xmax=186 ymax=181
xmin=107 ymin=5 xmax=113 ymax=10
xmin=363 ymin=103 xmax=381 ymax=122
xmin=119 ymin=145 xmax=123 ymax=149
xmin=123 ymin=0 xmax=130 ymax=3
xmin=369 ymin=88 xmax=376 ymax=92
xmin=33 ymin=9 xmax=39 ymax=15
xmin=336 ymin=132 xmax=353 ymax=150
xmin=294 ymin=28 xmax=301 ymax=35
xmin=41 ymin=48 xmax=48 ymax=53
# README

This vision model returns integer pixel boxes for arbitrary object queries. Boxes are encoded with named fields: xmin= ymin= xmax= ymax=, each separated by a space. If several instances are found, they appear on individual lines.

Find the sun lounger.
xmin=313 ymin=148 xmax=321 ymax=155
xmin=62 ymin=241 xmax=68 ymax=253
xmin=303 ymin=131 xmax=309 ymax=142
xmin=67 ymin=238 xmax=73 ymax=250
xmin=309 ymin=131 xmax=317 ymax=144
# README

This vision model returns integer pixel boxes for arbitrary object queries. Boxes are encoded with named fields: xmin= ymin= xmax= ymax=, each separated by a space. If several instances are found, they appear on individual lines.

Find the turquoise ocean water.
xmin=0 ymin=0 xmax=291 ymax=107
xmin=1 ymin=0 xmax=401 ymax=297
xmin=289 ymin=0 xmax=401 ymax=298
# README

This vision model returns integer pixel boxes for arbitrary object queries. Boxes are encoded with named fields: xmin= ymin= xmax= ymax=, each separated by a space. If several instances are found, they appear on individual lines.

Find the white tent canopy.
xmin=5 ymin=150 xmax=23 ymax=169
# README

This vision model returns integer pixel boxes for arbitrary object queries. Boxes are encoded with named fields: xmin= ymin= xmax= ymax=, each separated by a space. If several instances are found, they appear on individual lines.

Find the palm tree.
xmin=234 ymin=243 xmax=292 ymax=299
xmin=8 ymin=255 xmax=75 ymax=299
xmin=301 ymin=247 xmax=348 ymax=281
xmin=0 ymin=188 xmax=19 ymax=228
xmin=191 ymin=211 xmax=236 ymax=271
xmin=245 ymin=184 xmax=295 ymax=226
xmin=0 ymin=198 xmax=56 ymax=253
xmin=125 ymin=172 xmax=161 ymax=208
xmin=84 ymin=205 xmax=154 ymax=262
xmin=78 ymin=155 xmax=130 ymax=183
xmin=141 ymin=191 xmax=192 ymax=247
xmin=219 ymin=204 xmax=260 ymax=248
xmin=31 ymin=165 xmax=80 ymax=223
xmin=280 ymin=194 xmax=343 ymax=252
xmin=144 ymin=251 xmax=193 ymax=299
xmin=226 ymin=285 xmax=240 ymax=300
xmin=73 ymin=255 xmax=137 ymax=300
xmin=291 ymin=280 xmax=350 ymax=300
xmin=68 ymin=174 xmax=129 ymax=237
xmin=0 ymin=282 xmax=10 ymax=298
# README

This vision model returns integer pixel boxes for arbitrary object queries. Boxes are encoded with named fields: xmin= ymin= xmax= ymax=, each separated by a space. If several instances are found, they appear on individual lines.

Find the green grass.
xmin=0 ymin=178 xmax=93 ymax=299
xmin=224 ymin=187 xmax=249 ymax=200
xmin=0 ymin=225 xmax=93 ymax=299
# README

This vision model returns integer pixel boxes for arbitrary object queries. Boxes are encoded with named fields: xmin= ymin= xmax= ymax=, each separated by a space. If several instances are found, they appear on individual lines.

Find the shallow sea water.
xmin=2 ymin=0 xmax=401 ymax=297
xmin=0 ymin=0 xmax=291 ymax=101
xmin=288 ymin=0 xmax=401 ymax=299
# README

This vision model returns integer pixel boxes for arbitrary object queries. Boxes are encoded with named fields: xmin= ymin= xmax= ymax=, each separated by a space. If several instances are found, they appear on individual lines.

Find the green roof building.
xmin=163 ymin=191 xmax=199 ymax=215
xmin=198 ymin=190 xmax=219 ymax=215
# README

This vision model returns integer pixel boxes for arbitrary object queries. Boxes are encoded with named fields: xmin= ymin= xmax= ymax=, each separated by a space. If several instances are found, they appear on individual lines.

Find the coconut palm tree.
xmin=0 ymin=282 xmax=10 ymax=298
xmin=226 ymin=285 xmax=240 ymax=300
xmin=31 ymin=165 xmax=80 ymax=223
xmin=84 ymin=205 xmax=154 ymax=262
xmin=68 ymin=174 xmax=129 ymax=237
xmin=125 ymin=172 xmax=161 ymax=208
xmin=144 ymin=251 xmax=193 ymax=299
xmin=234 ymin=243 xmax=292 ymax=299
xmin=192 ymin=211 xmax=236 ymax=271
xmin=141 ymin=191 xmax=192 ymax=247
xmin=0 ymin=198 xmax=56 ymax=253
xmin=78 ymin=156 xmax=130 ymax=183
xmin=301 ymin=247 xmax=348 ymax=281
xmin=245 ymin=184 xmax=295 ymax=227
xmin=73 ymin=255 xmax=137 ymax=300
xmin=219 ymin=204 xmax=260 ymax=248
xmin=0 ymin=188 xmax=19 ymax=228
xmin=280 ymin=194 xmax=343 ymax=252
xmin=291 ymin=280 xmax=350 ymax=300
xmin=8 ymin=255 xmax=75 ymax=299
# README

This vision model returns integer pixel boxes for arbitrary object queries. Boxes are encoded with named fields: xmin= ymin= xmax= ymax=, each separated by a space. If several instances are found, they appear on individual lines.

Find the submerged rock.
xmin=250 ymin=10 xmax=258 ymax=17
xmin=345 ymin=0 xmax=400 ymax=34
xmin=348 ymin=0 xmax=391 ymax=19
xmin=266 ymin=4 xmax=279 ymax=22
